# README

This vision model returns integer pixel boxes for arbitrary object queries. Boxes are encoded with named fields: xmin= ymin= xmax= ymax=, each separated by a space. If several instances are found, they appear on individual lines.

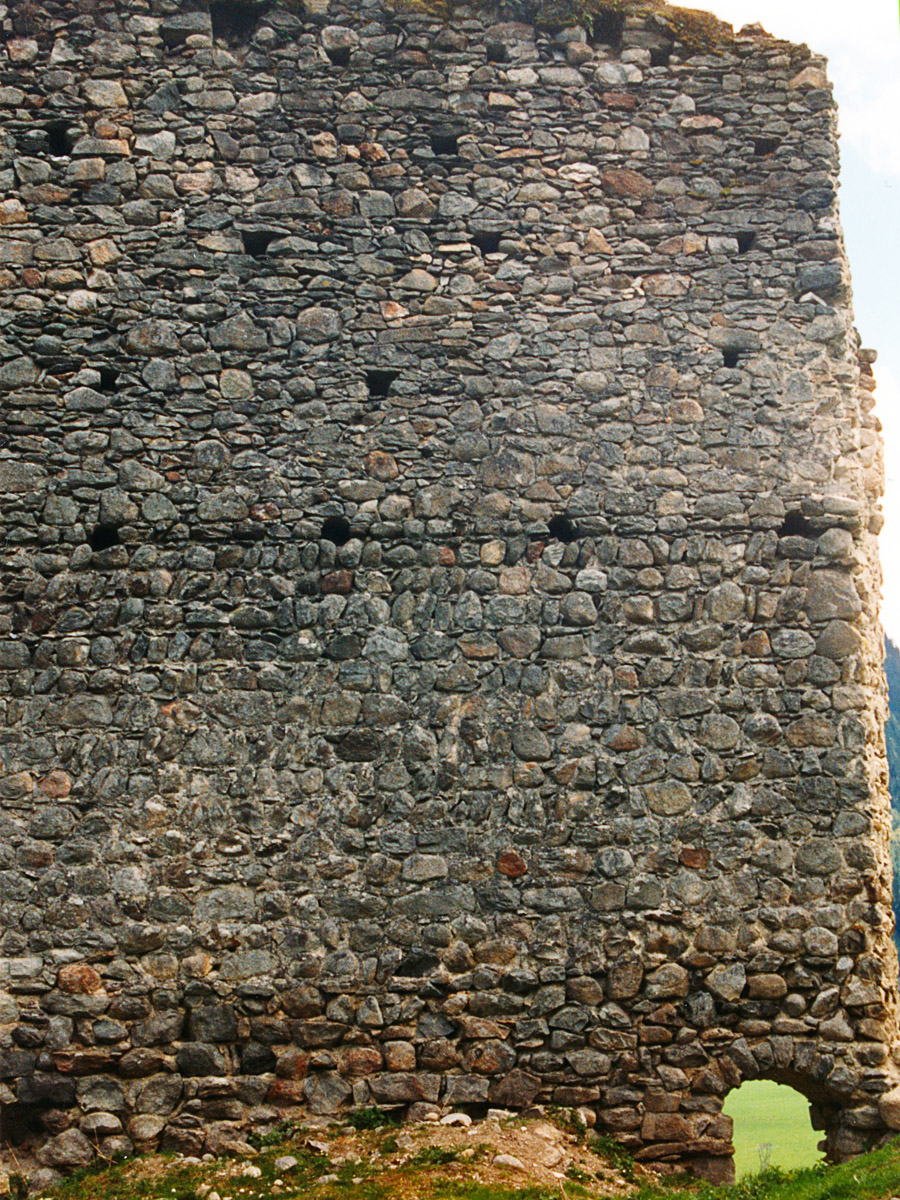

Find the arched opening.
xmin=321 ymin=515 xmax=351 ymax=546
xmin=723 ymin=1079 xmax=823 ymax=1179
xmin=548 ymin=514 xmax=578 ymax=543
xmin=45 ymin=120 xmax=73 ymax=157
xmin=88 ymin=523 xmax=120 ymax=552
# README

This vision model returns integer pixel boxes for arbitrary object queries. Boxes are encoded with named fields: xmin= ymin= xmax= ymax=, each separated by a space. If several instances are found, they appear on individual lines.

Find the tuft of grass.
xmin=591 ymin=1131 xmax=637 ymax=1183
xmin=248 ymin=1118 xmax=297 ymax=1149
xmin=346 ymin=1105 xmax=399 ymax=1131
xmin=626 ymin=1138 xmax=900 ymax=1200
xmin=411 ymin=1147 xmax=461 ymax=1167
xmin=564 ymin=1164 xmax=592 ymax=1184
xmin=546 ymin=1104 xmax=587 ymax=1143
xmin=431 ymin=1185 xmax=563 ymax=1200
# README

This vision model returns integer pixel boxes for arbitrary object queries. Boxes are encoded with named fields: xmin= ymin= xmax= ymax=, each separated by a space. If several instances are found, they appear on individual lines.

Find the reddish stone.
xmin=275 ymin=1048 xmax=310 ymax=1079
xmin=39 ymin=770 xmax=72 ymax=798
xmin=383 ymin=1041 xmax=416 ymax=1071
xmin=358 ymin=142 xmax=389 ymax=162
xmin=267 ymin=1078 xmax=307 ymax=1105
xmin=57 ymin=964 xmax=102 ymax=994
xmin=339 ymin=1046 xmax=383 ymax=1076
xmin=18 ymin=845 xmax=53 ymax=868
xmin=321 ymin=571 xmax=353 ymax=594
xmin=679 ymin=847 xmax=709 ymax=869
xmin=438 ymin=545 xmax=456 ymax=566
xmin=603 ymin=90 xmax=637 ymax=108
xmin=365 ymin=450 xmax=400 ymax=481
xmin=601 ymin=168 xmax=653 ymax=198
xmin=463 ymin=1039 xmax=516 ymax=1075
xmin=497 ymin=850 xmax=527 ymax=878
xmin=613 ymin=667 xmax=639 ymax=690
xmin=638 ymin=1025 xmax=674 ymax=1045
xmin=119 ymin=1048 xmax=167 ymax=1078
xmin=606 ymin=725 xmax=643 ymax=751
xmin=53 ymin=1050 xmax=118 ymax=1075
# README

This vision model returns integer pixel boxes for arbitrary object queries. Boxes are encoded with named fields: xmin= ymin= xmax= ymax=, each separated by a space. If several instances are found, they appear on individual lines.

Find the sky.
xmin=698 ymin=0 xmax=900 ymax=638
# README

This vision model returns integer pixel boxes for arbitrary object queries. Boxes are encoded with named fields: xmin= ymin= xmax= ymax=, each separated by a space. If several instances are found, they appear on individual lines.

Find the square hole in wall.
xmin=591 ymin=7 xmax=625 ymax=49
xmin=548 ymin=514 xmax=579 ymax=543
xmin=46 ymin=121 xmax=73 ymax=157
xmin=240 ymin=229 xmax=281 ymax=257
xmin=325 ymin=44 xmax=351 ymax=65
xmin=430 ymin=130 xmax=460 ymax=156
xmin=471 ymin=231 xmax=504 ymax=255
xmin=209 ymin=0 xmax=271 ymax=43
xmin=754 ymin=136 xmax=781 ymax=157
xmin=366 ymin=369 xmax=398 ymax=399
xmin=96 ymin=366 xmax=119 ymax=393
xmin=89 ymin=524 xmax=120 ymax=552
xmin=321 ymin=515 xmax=351 ymax=545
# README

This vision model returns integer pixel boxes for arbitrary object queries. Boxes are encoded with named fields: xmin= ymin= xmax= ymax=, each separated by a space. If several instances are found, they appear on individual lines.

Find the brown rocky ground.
xmin=1 ymin=1110 xmax=642 ymax=1199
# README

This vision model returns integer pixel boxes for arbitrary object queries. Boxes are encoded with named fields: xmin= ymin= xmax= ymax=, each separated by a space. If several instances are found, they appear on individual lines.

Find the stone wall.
xmin=1 ymin=0 xmax=898 ymax=1186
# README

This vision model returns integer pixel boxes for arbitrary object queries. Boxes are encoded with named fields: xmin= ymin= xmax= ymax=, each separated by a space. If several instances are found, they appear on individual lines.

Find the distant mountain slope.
xmin=884 ymin=637 xmax=900 ymax=950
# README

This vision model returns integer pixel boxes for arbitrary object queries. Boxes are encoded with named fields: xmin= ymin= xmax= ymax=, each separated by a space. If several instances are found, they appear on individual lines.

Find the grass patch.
xmin=724 ymin=1081 xmax=821 ymax=1179
xmin=347 ymin=1106 xmax=399 ymax=1131
xmin=248 ymin=1119 xmax=298 ymax=1149
xmin=411 ymin=1147 xmax=461 ymax=1167
xmin=431 ymin=1185 xmax=562 ymax=1200
xmin=626 ymin=1138 xmax=900 ymax=1200
xmin=591 ymin=1132 xmax=636 ymax=1182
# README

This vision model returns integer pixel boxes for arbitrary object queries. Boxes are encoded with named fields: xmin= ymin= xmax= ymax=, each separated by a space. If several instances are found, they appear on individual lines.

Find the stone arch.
xmin=722 ymin=1076 xmax=823 ymax=1179
xmin=648 ymin=1054 xmax=889 ymax=1184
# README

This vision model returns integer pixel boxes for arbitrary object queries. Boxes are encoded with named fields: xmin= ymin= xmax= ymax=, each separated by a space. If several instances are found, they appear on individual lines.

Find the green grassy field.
xmin=724 ymin=1081 xmax=822 ymax=1179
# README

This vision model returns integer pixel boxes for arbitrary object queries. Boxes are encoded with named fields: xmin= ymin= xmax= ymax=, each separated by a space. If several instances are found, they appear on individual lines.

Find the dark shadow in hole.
xmin=321 ymin=515 xmax=351 ymax=546
xmin=96 ymin=366 xmax=119 ymax=393
xmin=548 ymin=514 xmax=579 ymax=543
xmin=779 ymin=511 xmax=818 ymax=538
xmin=325 ymin=45 xmax=351 ymax=65
xmin=430 ymin=130 xmax=460 ymax=156
xmin=366 ymin=369 xmax=398 ymax=399
xmin=486 ymin=41 xmax=509 ymax=62
xmin=46 ymin=121 xmax=73 ymax=157
xmin=0 ymin=1102 xmax=45 ymax=1150
xmin=754 ymin=136 xmax=780 ymax=157
xmin=209 ymin=0 xmax=271 ymax=43
xmin=89 ymin=524 xmax=120 ymax=552
xmin=396 ymin=948 xmax=440 ymax=977
xmin=649 ymin=44 xmax=673 ymax=67
xmin=591 ymin=7 xmax=625 ymax=48
xmin=737 ymin=232 xmax=757 ymax=254
xmin=421 ymin=446 xmax=434 ymax=459
xmin=722 ymin=349 xmax=740 ymax=368
xmin=240 ymin=229 xmax=280 ymax=258
xmin=471 ymin=231 xmax=503 ymax=255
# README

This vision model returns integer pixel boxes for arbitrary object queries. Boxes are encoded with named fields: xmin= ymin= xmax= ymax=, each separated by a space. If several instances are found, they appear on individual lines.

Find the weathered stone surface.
xmin=0 ymin=2 xmax=893 ymax=1188
xmin=36 ymin=1129 xmax=94 ymax=1168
